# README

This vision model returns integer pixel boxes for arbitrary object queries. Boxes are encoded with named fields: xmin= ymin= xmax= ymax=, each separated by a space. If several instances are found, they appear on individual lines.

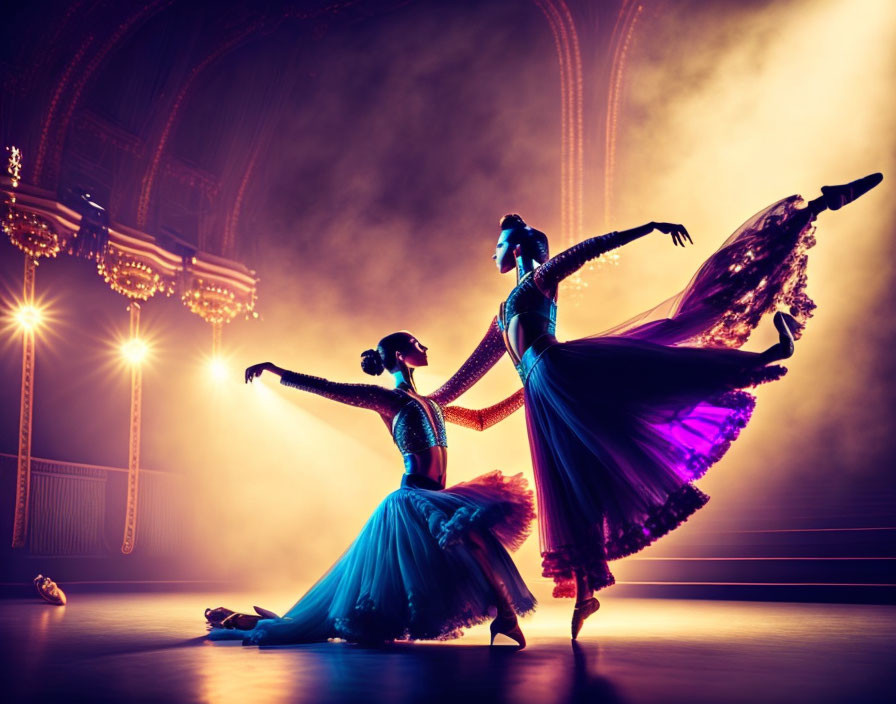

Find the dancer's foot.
xmin=220 ymin=612 xmax=264 ymax=630
xmin=773 ymin=311 xmax=797 ymax=359
xmin=820 ymin=172 xmax=883 ymax=211
xmin=206 ymin=605 xmax=278 ymax=628
xmin=571 ymin=597 xmax=600 ymax=640
xmin=490 ymin=614 xmax=526 ymax=648
xmin=33 ymin=574 xmax=66 ymax=606
xmin=204 ymin=606 xmax=235 ymax=627
xmin=253 ymin=605 xmax=280 ymax=620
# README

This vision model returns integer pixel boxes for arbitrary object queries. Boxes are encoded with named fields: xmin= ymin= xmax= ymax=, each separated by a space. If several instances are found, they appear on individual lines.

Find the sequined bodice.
xmin=391 ymin=394 xmax=448 ymax=454
xmin=502 ymin=274 xmax=558 ymax=331
xmin=498 ymin=273 xmax=558 ymax=376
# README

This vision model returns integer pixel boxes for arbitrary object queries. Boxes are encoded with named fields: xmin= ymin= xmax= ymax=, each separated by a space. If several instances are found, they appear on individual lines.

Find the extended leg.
xmin=467 ymin=531 xmax=526 ymax=647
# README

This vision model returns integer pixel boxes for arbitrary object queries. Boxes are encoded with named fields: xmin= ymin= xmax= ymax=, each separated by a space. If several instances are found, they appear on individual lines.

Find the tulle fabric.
xmin=598 ymin=195 xmax=817 ymax=347
xmin=527 ymin=195 xmax=817 ymax=597
xmin=209 ymin=471 xmax=535 ymax=645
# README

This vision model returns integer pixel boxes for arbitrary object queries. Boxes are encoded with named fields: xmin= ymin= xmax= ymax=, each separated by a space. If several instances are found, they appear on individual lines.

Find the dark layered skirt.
xmin=527 ymin=195 xmax=818 ymax=597
xmin=209 ymin=471 xmax=535 ymax=644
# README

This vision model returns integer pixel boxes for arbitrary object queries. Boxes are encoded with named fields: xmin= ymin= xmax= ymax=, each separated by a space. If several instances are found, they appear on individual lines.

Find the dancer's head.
xmin=361 ymin=332 xmax=429 ymax=376
xmin=493 ymin=214 xmax=549 ymax=273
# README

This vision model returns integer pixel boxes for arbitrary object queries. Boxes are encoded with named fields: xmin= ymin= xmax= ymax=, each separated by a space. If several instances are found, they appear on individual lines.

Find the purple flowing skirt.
xmin=529 ymin=196 xmax=817 ymax=597
xmin=209 ymin=471 xmax=536 ymax=644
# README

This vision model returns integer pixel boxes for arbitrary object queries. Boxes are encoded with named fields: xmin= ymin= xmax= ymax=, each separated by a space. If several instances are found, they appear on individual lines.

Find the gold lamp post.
xmin=3 ymin=146 xmax=61 ymax=548
xmin=3 ymin=147 xmax=257 ymax=554
xmin=97 ymin=239 xmax=175 ymax=554
xmin=181 ymin=260 xmax=257 ymax=375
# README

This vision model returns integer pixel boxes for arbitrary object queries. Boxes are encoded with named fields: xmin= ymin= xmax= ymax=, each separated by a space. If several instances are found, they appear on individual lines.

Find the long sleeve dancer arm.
xmin=535 ymin=222 xmax=691 ymax=292
xmin=443 ymin=388 xmax=525 ymax=431
xmin=534 ymin=230 xmax=627 ymax=291
xmin=279 ymin=370 xmax=401 ymax=416
xmin=429 ymin=317 xmax=507 ymax=406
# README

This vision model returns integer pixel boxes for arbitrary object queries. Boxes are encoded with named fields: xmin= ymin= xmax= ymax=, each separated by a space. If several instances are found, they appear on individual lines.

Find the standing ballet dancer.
xmin=444 ymin=173 xmax=882 ymax=638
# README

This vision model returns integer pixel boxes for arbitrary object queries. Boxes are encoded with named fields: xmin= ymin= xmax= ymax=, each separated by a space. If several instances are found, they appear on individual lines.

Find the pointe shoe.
xmin=571 ymin=597 xmax=600 ymax=640
xmin=221 ymin=612 xmax=264 ymax=630
xmin=33 ymin=574 xmax=66 ymax=606
xmin=773 ymin=311 xmax=797 ymax=358
xmin=490 ymin=614 xmax=526 ymax=648
xmin=206 ymin=605 xmax=278 ymax=627
xmin=205 ymin=606 xmax=235 ymax=627
xmin=821 ymin=172 xmax=883 ymax=211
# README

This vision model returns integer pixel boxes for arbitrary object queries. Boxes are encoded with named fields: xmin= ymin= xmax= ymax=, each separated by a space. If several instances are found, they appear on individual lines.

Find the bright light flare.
xmin=120 ymin=338 xmax=148 ymax=365
xmin=14 ymin=304 xmax=42 ymax=331
xmin=248 ymin=373 xmax=275 ymax=400
xmin=208 ymin=357 xmax=229 ymax=381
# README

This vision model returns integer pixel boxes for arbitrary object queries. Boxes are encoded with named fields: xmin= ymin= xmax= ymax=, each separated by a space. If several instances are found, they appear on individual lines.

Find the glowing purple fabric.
xmin=526 ymin=196 xmax=817 ymax=597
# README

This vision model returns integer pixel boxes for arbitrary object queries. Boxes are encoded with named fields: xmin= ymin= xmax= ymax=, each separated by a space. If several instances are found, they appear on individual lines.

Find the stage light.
xmin=208 ymin=357 xmax=228 ymax=381
xmin=121 ymin=338 xmax=148 ymax=364
xmin=14 ymin=304 xmax=42 ymax=331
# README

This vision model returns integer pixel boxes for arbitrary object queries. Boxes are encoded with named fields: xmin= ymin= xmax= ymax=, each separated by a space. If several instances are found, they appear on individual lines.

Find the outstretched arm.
xmin=534 ymin=222 xmax=691 ymax=292
xmin=429 ymin=317 xmax=507 ymax=406
xmin=443 ymin=388 xmax=525 ymax=431
xmin=245 ymin=362 xmax=400 ymax=416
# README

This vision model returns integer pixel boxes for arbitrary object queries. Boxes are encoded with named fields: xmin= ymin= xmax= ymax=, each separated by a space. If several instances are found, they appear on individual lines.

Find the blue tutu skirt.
xmin=528 ymin=196 xmax=818 ymax=597
xmin=209 ymin=471 xmax=535 ymax=644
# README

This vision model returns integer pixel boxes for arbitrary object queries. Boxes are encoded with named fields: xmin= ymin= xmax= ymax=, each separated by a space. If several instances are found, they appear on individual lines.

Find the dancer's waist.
xmin=401 ymin=446 xmax=447 ymax=490
xmin=518 ymin=334 xmax=558 ymax=381
xmin=400 ymin=473 xmax=444 ymax=491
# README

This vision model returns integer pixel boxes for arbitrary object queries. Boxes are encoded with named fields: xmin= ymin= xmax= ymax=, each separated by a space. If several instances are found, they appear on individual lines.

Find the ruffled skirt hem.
xmin=542 ymin=483 xmax=709 ymax=597
xmin=442 ymin=470 xmax=535 ymax=552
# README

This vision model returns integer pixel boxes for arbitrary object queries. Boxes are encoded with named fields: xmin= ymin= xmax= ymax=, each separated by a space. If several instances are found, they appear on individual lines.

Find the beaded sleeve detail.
xmin=443 ymin=388 xmax=525 ymax=431
xmin=534 ymin=231 xmax=626 ymax=292
xmin=279 ymin=370 xmax=401 ymax=416
xmin=429 ymin=317 xmax=507 ymax=405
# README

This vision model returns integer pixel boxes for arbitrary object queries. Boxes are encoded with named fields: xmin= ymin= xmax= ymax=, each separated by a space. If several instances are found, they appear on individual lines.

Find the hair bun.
xmin=500 ymin=213 xmax=526 ymax=230
xmin=360 ymin=348 xmax=385 ymax=376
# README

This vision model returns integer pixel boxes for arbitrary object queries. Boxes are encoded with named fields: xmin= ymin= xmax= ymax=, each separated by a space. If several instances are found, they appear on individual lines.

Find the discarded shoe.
xmin=33 ymin=574 xmax=66 ymax=606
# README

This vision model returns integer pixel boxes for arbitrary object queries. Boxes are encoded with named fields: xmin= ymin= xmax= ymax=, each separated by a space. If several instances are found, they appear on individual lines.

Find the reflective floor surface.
xmin=1 ymin=593 xmax=894 ymax=703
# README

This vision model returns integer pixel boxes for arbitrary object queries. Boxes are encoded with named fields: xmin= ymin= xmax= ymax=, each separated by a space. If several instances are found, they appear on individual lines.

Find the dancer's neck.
xmin=392 ymin=366 xmax=417 ymax=393
xmin=516 ymin=255 xmax=535 ymax=282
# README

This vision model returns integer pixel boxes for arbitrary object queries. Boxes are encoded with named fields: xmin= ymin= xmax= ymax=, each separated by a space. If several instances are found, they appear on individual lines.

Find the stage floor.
xmin=1 ymin=593 xmax=893 ymax=703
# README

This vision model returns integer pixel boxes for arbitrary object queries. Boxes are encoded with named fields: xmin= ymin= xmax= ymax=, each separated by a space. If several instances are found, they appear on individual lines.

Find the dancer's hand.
xmin=652 ymin=222 xmax=692 ymax=247
xmin=245 ymin=362 xmax=273 ymax=383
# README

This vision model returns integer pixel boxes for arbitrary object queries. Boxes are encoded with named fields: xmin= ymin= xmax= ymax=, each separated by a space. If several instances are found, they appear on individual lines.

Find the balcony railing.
xmin=0 ymin=453 xmax=182 ymax=557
